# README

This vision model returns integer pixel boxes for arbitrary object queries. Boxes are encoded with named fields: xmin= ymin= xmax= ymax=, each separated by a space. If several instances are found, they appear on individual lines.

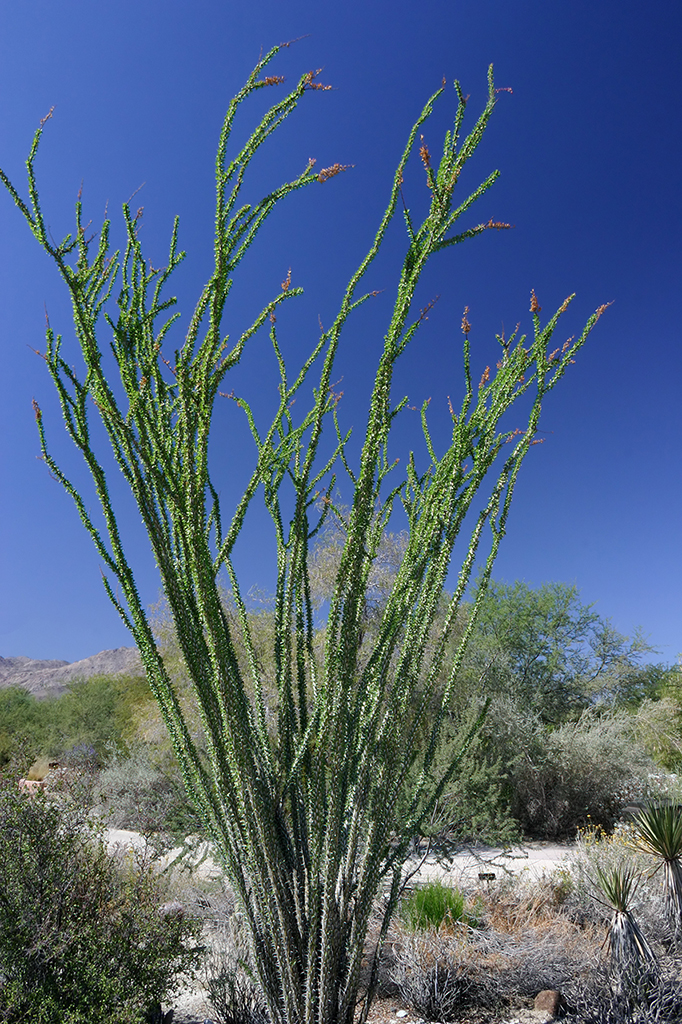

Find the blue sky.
xmin=0 ymin=1 xmax=680 ymax=663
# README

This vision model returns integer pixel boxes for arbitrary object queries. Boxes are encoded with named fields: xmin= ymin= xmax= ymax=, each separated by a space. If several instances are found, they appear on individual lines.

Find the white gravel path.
xmin=405 ymin=840 xmax=577 ymax=889
xmin=104 ymin=828 xmax=577 ymax=887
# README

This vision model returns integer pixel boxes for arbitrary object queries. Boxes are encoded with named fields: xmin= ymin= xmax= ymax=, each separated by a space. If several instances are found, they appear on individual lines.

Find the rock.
xmin=159 ymin=900 xmax=185 ymax=920
xmin=534 ymin=990 xmax=562 ymax=1016
xmin=17 ymin=778 xmax=46 ymax=795
xmin=105 ymin=828 xmax=151 ymax=857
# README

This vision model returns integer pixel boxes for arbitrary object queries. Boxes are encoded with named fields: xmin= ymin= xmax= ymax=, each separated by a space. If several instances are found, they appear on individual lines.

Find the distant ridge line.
xmin=0 ymin=647 xmax=142 ymax=699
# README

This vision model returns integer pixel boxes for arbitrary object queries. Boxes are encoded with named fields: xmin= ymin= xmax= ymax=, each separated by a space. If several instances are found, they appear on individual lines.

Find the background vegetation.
xmin=4 ymin=566 xmax=680 ymax=845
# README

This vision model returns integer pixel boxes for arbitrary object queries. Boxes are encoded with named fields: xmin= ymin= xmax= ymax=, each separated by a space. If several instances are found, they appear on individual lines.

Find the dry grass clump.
xmin=387 ymin=875 xmax=602 ymax=1021
xmin=477 ymin=871 xmax=578 ymax=932
xmin=561 ymin=957 xmax=682 ymax=1023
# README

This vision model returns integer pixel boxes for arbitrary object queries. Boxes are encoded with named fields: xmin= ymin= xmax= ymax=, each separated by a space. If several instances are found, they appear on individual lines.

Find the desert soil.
xmin=104 ymin=829 xmax=573 ymax=1024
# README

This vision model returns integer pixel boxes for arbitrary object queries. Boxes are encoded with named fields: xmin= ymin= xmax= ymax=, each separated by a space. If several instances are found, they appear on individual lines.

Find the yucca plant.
xmin=593 ymin=865 xmax=657 ymax=997
xmin=632 ymin=804 xmax=682 ymax=946
xmin=0 ymin=45 xmax=605 ymax=1024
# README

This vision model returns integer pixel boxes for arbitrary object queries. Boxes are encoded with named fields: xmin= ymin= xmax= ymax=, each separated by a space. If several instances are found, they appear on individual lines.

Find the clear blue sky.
xmin=1 ymin=1 xmax=680 ymax=663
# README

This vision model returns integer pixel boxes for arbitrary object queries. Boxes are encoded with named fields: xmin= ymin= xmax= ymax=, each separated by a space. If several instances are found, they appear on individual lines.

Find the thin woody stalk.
xmin=1 ymin=47 xmax=606 ymax=1024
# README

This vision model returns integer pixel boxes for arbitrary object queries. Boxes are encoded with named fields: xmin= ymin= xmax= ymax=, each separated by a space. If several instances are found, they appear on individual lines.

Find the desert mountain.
xmin=0 ymin=647 xmax=142 ymax=700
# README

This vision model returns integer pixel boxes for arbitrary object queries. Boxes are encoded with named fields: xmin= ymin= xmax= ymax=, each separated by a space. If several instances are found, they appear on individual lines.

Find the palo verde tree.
xmin=1 ymin=46 xmax=606 ymax=1024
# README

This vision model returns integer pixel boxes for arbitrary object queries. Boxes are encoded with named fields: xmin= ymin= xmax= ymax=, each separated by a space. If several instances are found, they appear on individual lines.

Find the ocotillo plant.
xmin=1 ymin=47 xmax=606 ymax=1024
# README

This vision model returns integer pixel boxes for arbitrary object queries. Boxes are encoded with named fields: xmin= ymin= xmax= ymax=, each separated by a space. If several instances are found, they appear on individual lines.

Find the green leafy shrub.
xmin=0 ymin=673 xmax=151 ymax=769
xmin=0 ymin=781 xmax=203 ymax=1023
xmin=410 ymin=703 xmax=520 ymax=848
xmin=508 ymin=708 xmax=657 ymax=838
xmin=632 ymin=697 xmax=682 ymax=772
xmin=0 ymin=687 xmax=43 ymax=766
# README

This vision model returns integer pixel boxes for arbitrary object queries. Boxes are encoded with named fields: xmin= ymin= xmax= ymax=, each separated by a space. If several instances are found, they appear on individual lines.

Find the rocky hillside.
xmin=0 ymin=648 xmax=142 ymax=699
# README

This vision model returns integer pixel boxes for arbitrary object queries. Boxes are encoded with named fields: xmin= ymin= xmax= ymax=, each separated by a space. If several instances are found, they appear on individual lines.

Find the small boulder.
xmin=534 ymin=990 xmax=562 ymax=1016
xmin=18 ymin=778 xmax=46 ymax=796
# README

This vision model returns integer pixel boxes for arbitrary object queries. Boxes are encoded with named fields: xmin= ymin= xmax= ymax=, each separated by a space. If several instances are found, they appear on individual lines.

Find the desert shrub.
xmin=93 ymin=744 xmax=202 ymax=840
xmin=400 ymin=881 xmax=471 ymax=932
xmin=0 ymin=687 xmax=44 ymax=765
xmin=392 ymin=692 xmax=521 ymax=851
xmin=632 ymin=697 xmax=682 ymax=772
xmin=562 ymin=957 xmax=682 ymax=1024
xmin=392 ymin=909 xmax=598 ymax=1021
xmin=509 ymin=709 xmax=657 ymax=838
xmin=30 ymin=742 xmax=105 ymax=815
xmin=41 ymin=674 xmax=129 ymax=753
xmin=422 ymin=710 xmax=521 ymax=848
xmin=392 ymin=933 xmax=503 ymax=1018
xmin=198 ymin=897 xmax=270 ymax=1024
xmin=395 ymin=958 xmax=479 ymax=1020
xmin=205 ymin=957 xmax=270 ymax=1024
xmin=563 ymin=823 xmax=673 ymax=952
xmin=441 ymin=579 xmax=678 ymax=841
xmin=0 ymin=781 xmax=203 ymax=1023
xmin=0 ymin=673 xmax=152 ymax=771
xmin=490 ymin=926 xmax=599 ymax=1001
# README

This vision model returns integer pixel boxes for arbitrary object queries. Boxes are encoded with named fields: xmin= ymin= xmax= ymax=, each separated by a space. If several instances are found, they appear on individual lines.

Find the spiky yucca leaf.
xmin=595 ymin=865 xmax=640 ymax=915
xmin=594 ymin=865 xmax=657 ymax=991
xmin=633 ymin=804 xmax=682 ymax=944
xmin=633 ymin=804 xmax=682 ymax=863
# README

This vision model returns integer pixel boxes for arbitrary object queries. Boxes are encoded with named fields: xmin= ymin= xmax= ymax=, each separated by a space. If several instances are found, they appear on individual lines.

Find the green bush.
xmin=424 ymin=710 xmax=521 ymax=848
xmin=400 ymin=881 xmax=472 ymax=931
xmin=0 ymin=687 xmax=43 ymax=766
xmin=0 ymin=673 xmax=151 ymax=768
xmin=0 ymin=782 xmax=203 ymax=1023
xmin=503 ymin=708 xmax=658 ymax=838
